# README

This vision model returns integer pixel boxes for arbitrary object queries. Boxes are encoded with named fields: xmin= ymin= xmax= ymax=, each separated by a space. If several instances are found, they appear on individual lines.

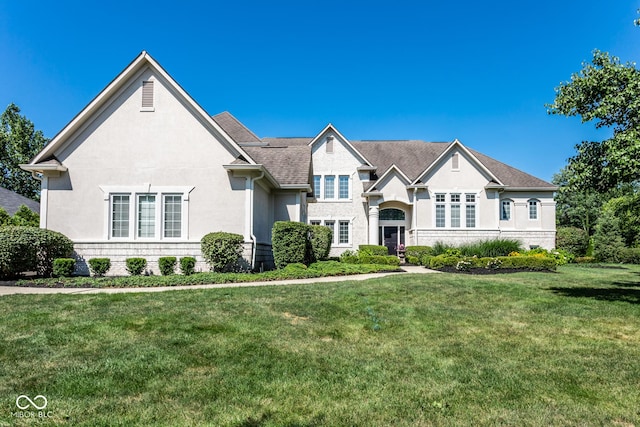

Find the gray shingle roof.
xmin=0 ymin=186 xmax=40 ymax=215
xmin=352 ymin=141 xmax=452 ymax=183
xmin=212 ymin=112 xmax=261 ymax=144
xmin=213 ymin=112 xmax=554 ymax=190
xmin=243 ymin=146 xmax=312 ymax=186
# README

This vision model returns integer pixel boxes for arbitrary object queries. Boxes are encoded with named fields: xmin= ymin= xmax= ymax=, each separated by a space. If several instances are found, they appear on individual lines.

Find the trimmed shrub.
xmin=309 ymin=225 xmax=332 ymax=262
xmin=406 ymin=255 xmax=421 ymax=265
xmin=53 ymin=258 xmax=75 ymax=277
xmin=358 ymin=255 xmax=401 ymax=266
xmin=180 ymin=257 xmax=196 ymax=275
xmin=556 ymin=227 xmax=589 ymax=257
xmin=432 ymin=241 xmax=456 ymax=256
xmin=359 ymin=245 xmax=389 ymax=256
xmin=201 ymin=232 xmax=244 ymax=272
xmin=88 ymin=258 xmax=111 ymax=277
xmin=428 ymin=254 xmax=556 ymax=271
xmin=0 ymin=226 xmax=74 ymax=278
xmin=499 ymin=256 xmax=557 ymax=271
xmin=428 ymin=255 xmax=462 ymax=269
xmin=125 ymin=258 xmax=147 ymax=276
xmin=272 ymin=221 xmax=309 ymax=269
xmin=159 ymin=256 xmax=177 ymax=276
xmin=421 ymin=254 xmax=434 ymax=267
xmin=284 ymin=262 xmax=308 ymax=272
xmin=405 ymin=246 xmax=433 ymax=264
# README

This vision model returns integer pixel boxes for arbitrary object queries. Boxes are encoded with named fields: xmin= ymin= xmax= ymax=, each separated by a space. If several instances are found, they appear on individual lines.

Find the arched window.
xmin=380 ymin=208 xmax=405 ymax=221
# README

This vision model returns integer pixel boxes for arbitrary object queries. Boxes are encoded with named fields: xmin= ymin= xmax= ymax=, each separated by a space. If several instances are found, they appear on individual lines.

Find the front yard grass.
xmin=1 ymin=264 xmax=639 ymax=426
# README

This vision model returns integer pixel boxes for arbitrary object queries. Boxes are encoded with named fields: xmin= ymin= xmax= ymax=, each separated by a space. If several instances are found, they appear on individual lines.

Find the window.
xmin=501 ymin=200 xmax=511 ymax=220
xmin=451 ymin=205 xmax=460 ymax=228
xmin=436 ymin=194 xmax=446 ymax=227
xmin=105 ymin=187 xmax=190 ymax=240
xmin=380 ymin=208 xmax=405 ymax=221
xmin=142 ymin=80 xmax=154 ymax=109
xmin=466 ymin=194 xmax=476 ymax=228
xmin=325 ymin=220 xmax=335 ymax=239
xmin=529 ymin=200 xmax=538 ymax=220
xmin=138 ymin=194 xmax=156 ymax=238
xmin=339 ymin=221 xmax=350 ymax=244
xmin=163 ymin=195 xmax=182 ymax=238
xmin=324 ymin=176 xmax=335 ymax=199
xmin=111 ymin=195 xmax=130 ymax=238
xmin=339 ymin=175 xmax=349 ymax=199
xmin=313 ymin=175 xmax=321 ymax=198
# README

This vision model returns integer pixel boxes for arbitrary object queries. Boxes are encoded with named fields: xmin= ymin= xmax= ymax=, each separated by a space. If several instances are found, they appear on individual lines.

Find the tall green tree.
xmin=547 ymin=50 xmax=640 ymax=192
xmin=0 ymin=104 xmax=48 ymax=200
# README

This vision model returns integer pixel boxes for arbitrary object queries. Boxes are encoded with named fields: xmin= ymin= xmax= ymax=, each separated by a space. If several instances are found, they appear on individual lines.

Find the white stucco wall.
xmin=44 ymin=65 xmax=254 ymax=271
xmin=307 ymin=132 xmax=369 ymax=256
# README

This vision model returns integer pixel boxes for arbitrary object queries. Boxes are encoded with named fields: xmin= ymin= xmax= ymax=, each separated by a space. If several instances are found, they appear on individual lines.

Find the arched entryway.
xmin=378 ymin=207 xmax=409 ymax=255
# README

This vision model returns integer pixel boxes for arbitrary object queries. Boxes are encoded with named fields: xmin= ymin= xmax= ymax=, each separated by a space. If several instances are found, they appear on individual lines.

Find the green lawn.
xmin=1 ymin=265 xmax=639 ymax=426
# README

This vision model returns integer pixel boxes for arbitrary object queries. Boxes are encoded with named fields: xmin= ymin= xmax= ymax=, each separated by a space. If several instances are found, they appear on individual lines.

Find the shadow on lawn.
xmin=550 ymin=286 xmax=640 ymax=304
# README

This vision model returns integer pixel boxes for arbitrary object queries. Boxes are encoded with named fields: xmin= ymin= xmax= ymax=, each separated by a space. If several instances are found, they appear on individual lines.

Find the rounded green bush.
xmin=180 ymin=257 xmax=196 ymax=275
xmin=159 ymin=256 xmax=177 ymax=276
xmin=201 ymin=232 xmax=244 ymax=272
xmin=126 ymin=258 xmax=147 ymax=276
xmin=0 ymin=226 xmax=74 ymax=278
xmin=53 ymin=258 xmax=75 ymax=277
xmin=88 ymin=258 xmax=111 ymax=277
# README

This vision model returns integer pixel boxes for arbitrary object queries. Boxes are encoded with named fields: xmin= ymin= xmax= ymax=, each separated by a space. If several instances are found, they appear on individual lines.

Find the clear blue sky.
xmin=1 ymin=1 xmax=639 ymax=182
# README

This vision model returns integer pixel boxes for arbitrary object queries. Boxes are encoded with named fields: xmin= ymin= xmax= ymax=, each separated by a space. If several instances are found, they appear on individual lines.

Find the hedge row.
xmin=339 ymin=249 xmax=401 ymax=266
xmin=425 ymin=254 xmax=557 ymax=271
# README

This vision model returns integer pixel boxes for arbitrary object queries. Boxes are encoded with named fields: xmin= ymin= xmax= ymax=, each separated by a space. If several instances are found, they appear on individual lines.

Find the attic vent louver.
xmin=142 ymin=80 xmax=154 ymax=109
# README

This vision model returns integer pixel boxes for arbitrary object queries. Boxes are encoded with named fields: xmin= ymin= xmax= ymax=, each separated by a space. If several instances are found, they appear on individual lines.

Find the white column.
xmin=369 ymin=205 xmax=379 ymax=245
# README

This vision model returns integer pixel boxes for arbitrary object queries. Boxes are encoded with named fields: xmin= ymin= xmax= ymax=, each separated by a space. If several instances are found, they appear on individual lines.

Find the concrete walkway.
xmin=0 ymin=265 xmax=438 ymax=296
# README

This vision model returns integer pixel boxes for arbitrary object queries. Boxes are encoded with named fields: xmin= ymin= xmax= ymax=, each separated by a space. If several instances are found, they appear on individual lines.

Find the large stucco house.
xmin=21 ymin=52 xmax=556 ymax=274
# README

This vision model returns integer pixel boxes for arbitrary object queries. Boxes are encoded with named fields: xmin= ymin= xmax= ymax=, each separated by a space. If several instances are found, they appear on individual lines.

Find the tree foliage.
xmin=547 ymin=50 xmax=640 ymax=191
xmin=0 ymin=104 xmax=47 ymax=200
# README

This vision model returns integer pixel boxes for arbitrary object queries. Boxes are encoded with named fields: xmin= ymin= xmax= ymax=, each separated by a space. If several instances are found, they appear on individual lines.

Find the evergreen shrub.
xmin=180 ymin=257 xmax=196 ymax=275
xmin=88 ymin=258 xmax=111 ymax=277
xmin=556 ymin=226 xmax=589 ymax=256
xmin=125 ymin=258 xmax=147 ymax=276
xmin=53 ymin=258 xmax=75 ymax=277
xmin=309 ymin=225 xmax=332 ymax=262
xmin=159 ymin=257 xmax=177 ymax=275
xmin=272 ymin=221 xmax=309 ymax=269
xmin=201 ymin=232 xmax=244 ymax=272
xmin=0 ymin=226 xmax=74 ymax=278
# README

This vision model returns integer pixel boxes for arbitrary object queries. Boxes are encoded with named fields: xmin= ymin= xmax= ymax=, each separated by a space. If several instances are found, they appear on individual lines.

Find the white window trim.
xmin=528 ymin=199 xmax=540 ymax=221
xmin=308 ymin=217 xmax=353 ymax=247
xmin=500 ymin=199 xmax=513 ymax=221
xmin=100 ymin=185 xmax=194 ymax=241
xmin=432 ymin=190 xmax=479 ymax=229
xmin=314 ymin=174 xmax=352 ymax=202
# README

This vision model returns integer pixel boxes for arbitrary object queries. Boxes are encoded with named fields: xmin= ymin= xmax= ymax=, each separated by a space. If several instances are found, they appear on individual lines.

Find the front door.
xmin=379 ymin=226 xmax=405 ymax=255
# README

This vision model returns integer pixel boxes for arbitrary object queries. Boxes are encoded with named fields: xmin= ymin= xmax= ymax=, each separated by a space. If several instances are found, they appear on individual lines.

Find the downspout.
xmin=412 ymin=187 xmax=418 ymax=245
xmin=249 ymin=171 xmax=265 ymax=270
